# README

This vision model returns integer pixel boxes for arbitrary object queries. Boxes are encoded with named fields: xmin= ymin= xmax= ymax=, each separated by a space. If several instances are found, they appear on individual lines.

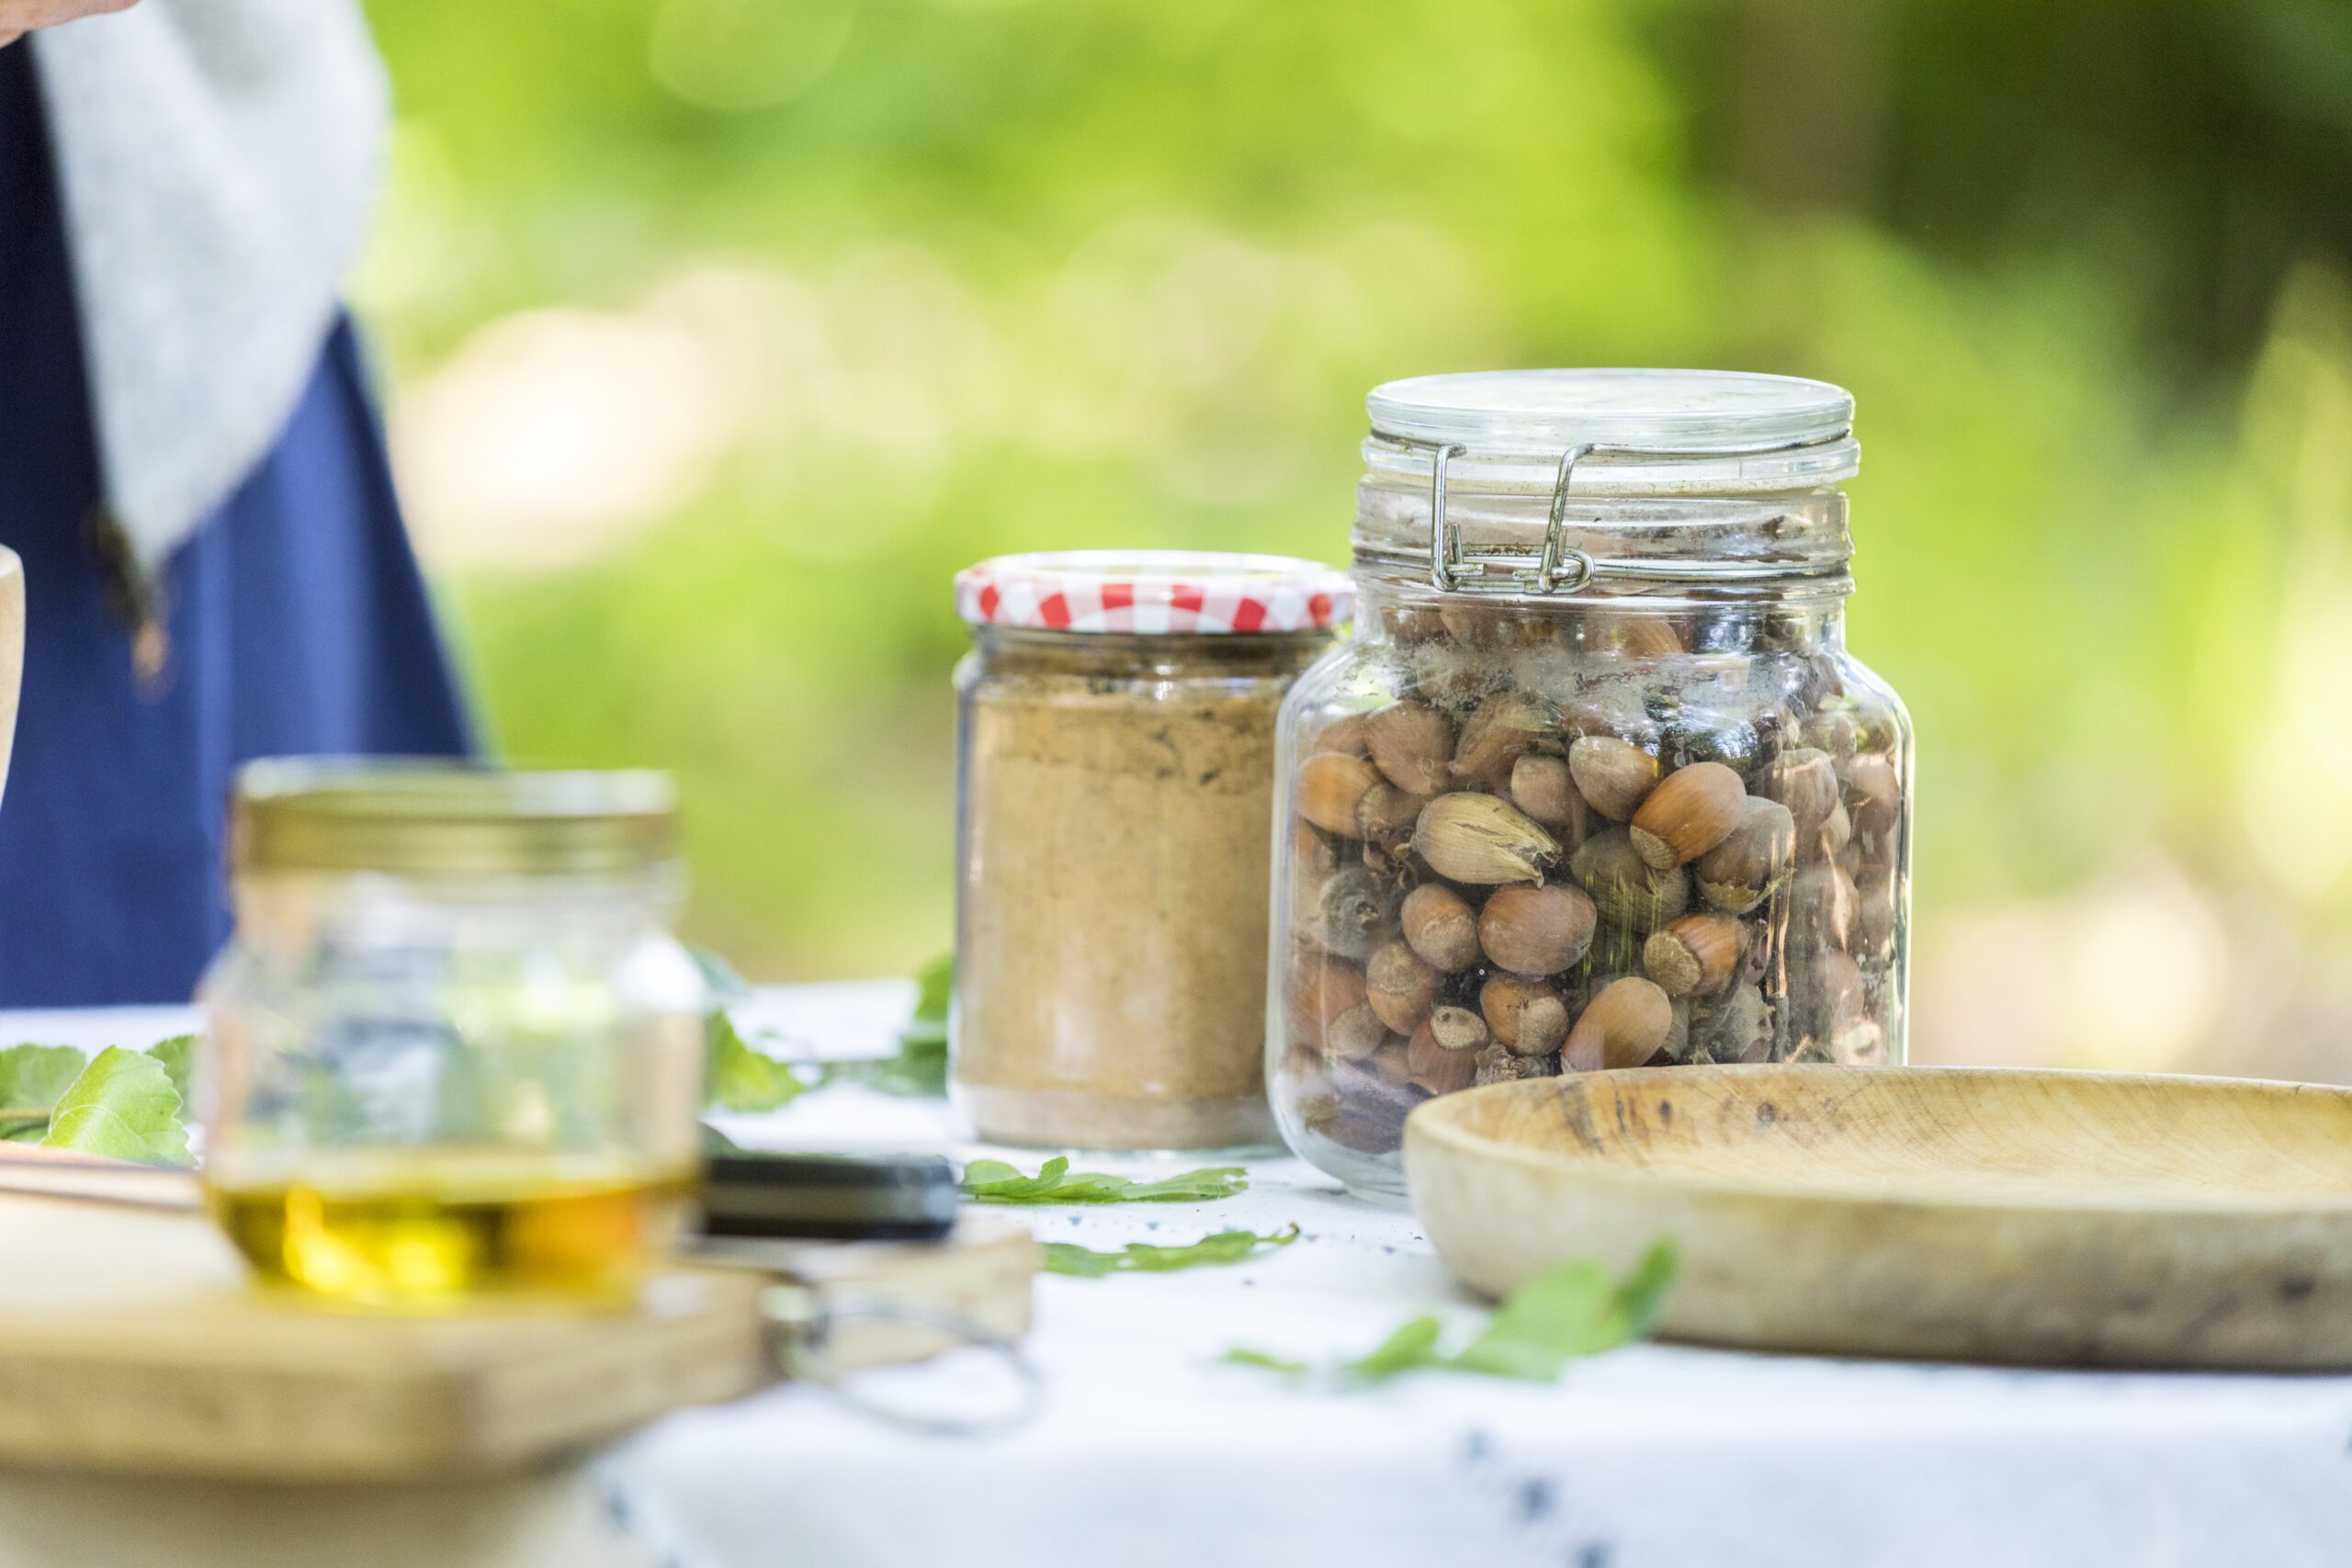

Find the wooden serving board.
xmin=0 ymin=1156 xmax=1034 ymax=1481
xmin=1406 ymin=1065 xmax=2352 ymax=1370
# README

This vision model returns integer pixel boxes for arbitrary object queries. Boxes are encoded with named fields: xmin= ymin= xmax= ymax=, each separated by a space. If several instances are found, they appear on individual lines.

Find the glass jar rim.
xmin=232 ymin=758 xmax=677 ymax=879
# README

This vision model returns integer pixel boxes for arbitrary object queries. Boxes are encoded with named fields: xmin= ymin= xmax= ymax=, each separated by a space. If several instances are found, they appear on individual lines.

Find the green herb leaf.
xmin=1342 ymin=1314 xmax=1448 ymax=1382
xmin=698 ymin=1120 xmax=742 ymax=1153
xmin=1449 ymin=1262 xmax=1621 ymax=1379
xmin=0 ymin=1043 xmax=89 ymax=1117
xmin=813 ymin=953 xmax=951 ymax=1098
xmin=40 ymin=1047 xmax=190 ymax=1165
xmin=1611 ymin=1236 xmax=1681 ymax=1339
xmin=833 ymin=1031 xmax=946 ymax=1098
xmin=1043 ymin=1224 xmax=1298 ymax=1277
xmin=1225 ymin=1242 xmax=1679 ymax=1387
xmin=688 ymin=945 xmax=754 ymax=1009
xmin=958 ymin=1156 xmax=1248 ymax=1204
xmin=706 ymin=1010 xmax=807 ymax=1113
xmin=146 ymin=1035 xmax=197 ymax=1108
xmin=909 ymin=953 xmax=952 ymax=1028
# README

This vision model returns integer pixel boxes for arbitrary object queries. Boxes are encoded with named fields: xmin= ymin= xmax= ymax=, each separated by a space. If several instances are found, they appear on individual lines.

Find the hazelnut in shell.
xmin=1753 ymin=747 xmax=1839 ymax=840
xmin=1324 ymin=1001 xmax=1389 ymax=1062
xmin=1693 ymin=797 xmax=1796 ymax=916
xmin=1628 ymin=761 xmax=1747 ymax=870
xmin=1479 ymin=973 xmax=1570 ymax=1057
xmin=1365 ymin=700 xmax=1454 ymax=796
xmin=1355 ymin=782 xmax=1429 ymax=849
xmin=1478 ymin=883 xmax=1598 ymax=976
xmin=1813 ymin=800 xmax=1852 ymax=862
xmin=1567 ymin=736 xmax=1659 ymax=822
xmin=1567 ymin=827 xmax=1691 ymax=932
xmin=1856 ymin=886 xmax=1897 ymax=958
xmin=1509 ymin=754 xmax=1588 ymax=840
xmin=1453 ymin=691 xmax=1564 ymax=790
xmin=1644 ymin=913 xmax=1745 ymax=998
xmin=1406 ymin=1022 xmax=1478 ymax=1096
xmin=1312 ymin=712 xmax=1373 ymax=757
xmin=1563 ymin=976 xmax=1675 ymax=1072
xmin=1428 ymin=1003 xmax=1491 ymax=1054
xmin=1283 ymin=953 xmax=1364 ymax=1048
xmin=1700 ymin=982 xmax=1774 ymax=1065
xmin=1366 ymin=939 xmax=1441 ymax=1033
xmin=1801 ymin=710 xmax=1860 ymax=761
xmin=1401 ymin=884 xmax=1481 ymax=973
xmin=1315 ymin=866 xmax=1389 ymax=962
xmin=1788 ymin=863 xmax=1860 ymax=954
xmin=1298 ymin=752 xmax=1381 ymax=838
xmin=1842 ymin=753 xmax=1902 ymax=840
xmin=1411 ymin=792 xmax=1559 ymax=886
xmin=1474 ymin=1043 xmax=1562 ymax=1087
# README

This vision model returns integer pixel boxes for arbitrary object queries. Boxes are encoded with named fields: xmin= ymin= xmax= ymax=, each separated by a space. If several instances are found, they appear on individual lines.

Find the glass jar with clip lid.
xmin=1269 ymin=369 xmax=1913 ymax=1201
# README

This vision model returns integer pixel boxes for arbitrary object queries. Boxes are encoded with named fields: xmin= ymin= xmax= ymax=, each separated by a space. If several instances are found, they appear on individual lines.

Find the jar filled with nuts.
xmin=956 ymin=552 xmax=1351 ymax=1151
xmin=1270 ymin=370 xmax=1912 ymax=1200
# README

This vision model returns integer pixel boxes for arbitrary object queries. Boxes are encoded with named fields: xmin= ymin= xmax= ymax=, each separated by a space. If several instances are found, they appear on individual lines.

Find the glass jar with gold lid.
xmin=198 ymin=760 xmax=707 ymax=1304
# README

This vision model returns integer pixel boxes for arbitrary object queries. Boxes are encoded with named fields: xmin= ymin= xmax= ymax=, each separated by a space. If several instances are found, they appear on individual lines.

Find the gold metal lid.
xmin=232 ymin=759 xmax=678 ymax=878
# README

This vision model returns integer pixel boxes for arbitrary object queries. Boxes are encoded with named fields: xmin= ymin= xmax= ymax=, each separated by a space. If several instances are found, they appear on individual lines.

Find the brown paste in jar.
xmin=955 ymin=631 xmax=1327 ymax=1149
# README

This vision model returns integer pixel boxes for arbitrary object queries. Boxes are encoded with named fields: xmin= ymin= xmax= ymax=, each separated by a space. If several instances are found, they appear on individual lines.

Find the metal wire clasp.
xmin=1421 ymin=439 xmax=1601 ymax=595
xmin=1403 ymin=431 xmax=1852 ymax=596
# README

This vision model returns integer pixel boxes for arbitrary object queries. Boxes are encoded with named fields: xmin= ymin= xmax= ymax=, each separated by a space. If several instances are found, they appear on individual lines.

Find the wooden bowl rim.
xmin=1403 ymin=1064 xmax=2352 ymax=1219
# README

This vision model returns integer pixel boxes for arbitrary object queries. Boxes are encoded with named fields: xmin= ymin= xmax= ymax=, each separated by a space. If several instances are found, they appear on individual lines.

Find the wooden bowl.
xmin=1405 ymin=1065 xmax=2352 ymax=1369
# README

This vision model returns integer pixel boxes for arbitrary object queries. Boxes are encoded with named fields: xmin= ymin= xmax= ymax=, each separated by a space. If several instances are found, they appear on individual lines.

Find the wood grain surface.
xmin=0 ymin=1176 xmax=1034 ymax=1481
xmin=1405 ymin=1065 xmax=2352 ymax=1369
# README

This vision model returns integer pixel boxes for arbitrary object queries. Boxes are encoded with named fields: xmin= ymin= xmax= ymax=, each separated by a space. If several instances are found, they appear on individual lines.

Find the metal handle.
xmin=761 ymin=1285 xmax=1046 ymax=1438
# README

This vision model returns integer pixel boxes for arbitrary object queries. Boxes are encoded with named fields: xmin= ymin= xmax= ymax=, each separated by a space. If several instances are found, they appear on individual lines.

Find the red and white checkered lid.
xmin=955 ymin=551 xmax=1352 ymax=635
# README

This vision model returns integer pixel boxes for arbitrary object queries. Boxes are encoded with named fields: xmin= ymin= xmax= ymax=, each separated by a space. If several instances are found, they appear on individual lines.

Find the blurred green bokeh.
xmin=355 ymin=0 xmax=2352 ymax=1076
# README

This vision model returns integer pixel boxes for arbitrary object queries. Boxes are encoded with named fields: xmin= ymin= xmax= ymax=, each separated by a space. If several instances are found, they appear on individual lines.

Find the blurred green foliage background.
xmin=354 ymin=0 xmax=2352 ymax=1077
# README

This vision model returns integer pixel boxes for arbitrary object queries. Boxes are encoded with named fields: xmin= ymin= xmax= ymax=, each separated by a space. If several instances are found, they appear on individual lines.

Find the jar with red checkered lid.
xmin=1273 ymin=371 xmax=1912 ymax=1201
xmin=952 ymin=550 xmax=1350 ymax=1150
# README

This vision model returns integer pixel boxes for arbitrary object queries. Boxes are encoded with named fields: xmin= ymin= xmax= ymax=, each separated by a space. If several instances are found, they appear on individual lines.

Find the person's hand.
xmin=0 ymin=1 xmax=139 ymax=50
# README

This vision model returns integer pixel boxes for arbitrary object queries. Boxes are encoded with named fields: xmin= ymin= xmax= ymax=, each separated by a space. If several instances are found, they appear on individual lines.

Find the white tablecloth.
xmin=11 ymin=987 xmax=2352 ymax=1568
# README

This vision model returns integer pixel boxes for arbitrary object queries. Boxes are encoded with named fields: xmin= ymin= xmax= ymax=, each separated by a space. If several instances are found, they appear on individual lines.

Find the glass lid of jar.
xmin=1357 ymin=368 xmax=1860 ymax=596
xmin=1364 ymin=368 xmax=1859 ymax=493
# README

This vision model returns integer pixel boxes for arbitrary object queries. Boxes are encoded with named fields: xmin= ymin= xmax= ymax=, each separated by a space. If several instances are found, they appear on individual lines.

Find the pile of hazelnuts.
xmin=1276 ymin=608 xmax=1905 ymax=1159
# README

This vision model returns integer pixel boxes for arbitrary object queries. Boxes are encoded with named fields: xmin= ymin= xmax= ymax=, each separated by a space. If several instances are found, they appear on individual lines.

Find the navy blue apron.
xmin=0 ymin=41 xmax=474 ymax=1006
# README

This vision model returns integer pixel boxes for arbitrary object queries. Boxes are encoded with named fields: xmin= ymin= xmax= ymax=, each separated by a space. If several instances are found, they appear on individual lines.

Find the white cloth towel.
xmin=30 ymin=0 xmax=387 ymax=570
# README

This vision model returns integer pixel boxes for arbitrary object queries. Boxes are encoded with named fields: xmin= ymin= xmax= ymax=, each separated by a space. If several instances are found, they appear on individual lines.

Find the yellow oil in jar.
xmin=207 ymin=1154 xmax=697 ymax=1307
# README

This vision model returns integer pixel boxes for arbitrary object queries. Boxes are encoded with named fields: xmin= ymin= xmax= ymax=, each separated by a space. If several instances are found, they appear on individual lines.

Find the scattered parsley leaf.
xmin=1610 ymin=1235 xmax=1681 ymax=1339
xmin=1226 ymin=1242 xmax=1679 ymax=1387
xmin=824 ymin=1032 xmax=946 ymax=1098
xmin=689 ymin=945 xmax=754 ymax=1010
xmin=40 ymin=1047 xmax=190 ymax=1165
xmin=0 ymin=1043 xmax=90 ymax=1117
xmin=958 ymin=1156 xmax=1248 ymax=1204
xmin=1043 ymin=1225 xmax=1299 ymax=1278
xmin=809 ymin=953 xmax=950 ymax=1098
xmin=699 ymin=1120 xmax=742 ymax=1153
xmin=1342 ymin=1315 xmax=1448 ymax=1382
xmin=706 ymin=1010 xmax=807 ymax=1113
xmin=146 ymin=1035 xmax=197 ymax=1107
xmin=1449 ymin=1263 xmax=1621 ymax=1379
xmin=908 ymin=953 xmax=952 ymax=1029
